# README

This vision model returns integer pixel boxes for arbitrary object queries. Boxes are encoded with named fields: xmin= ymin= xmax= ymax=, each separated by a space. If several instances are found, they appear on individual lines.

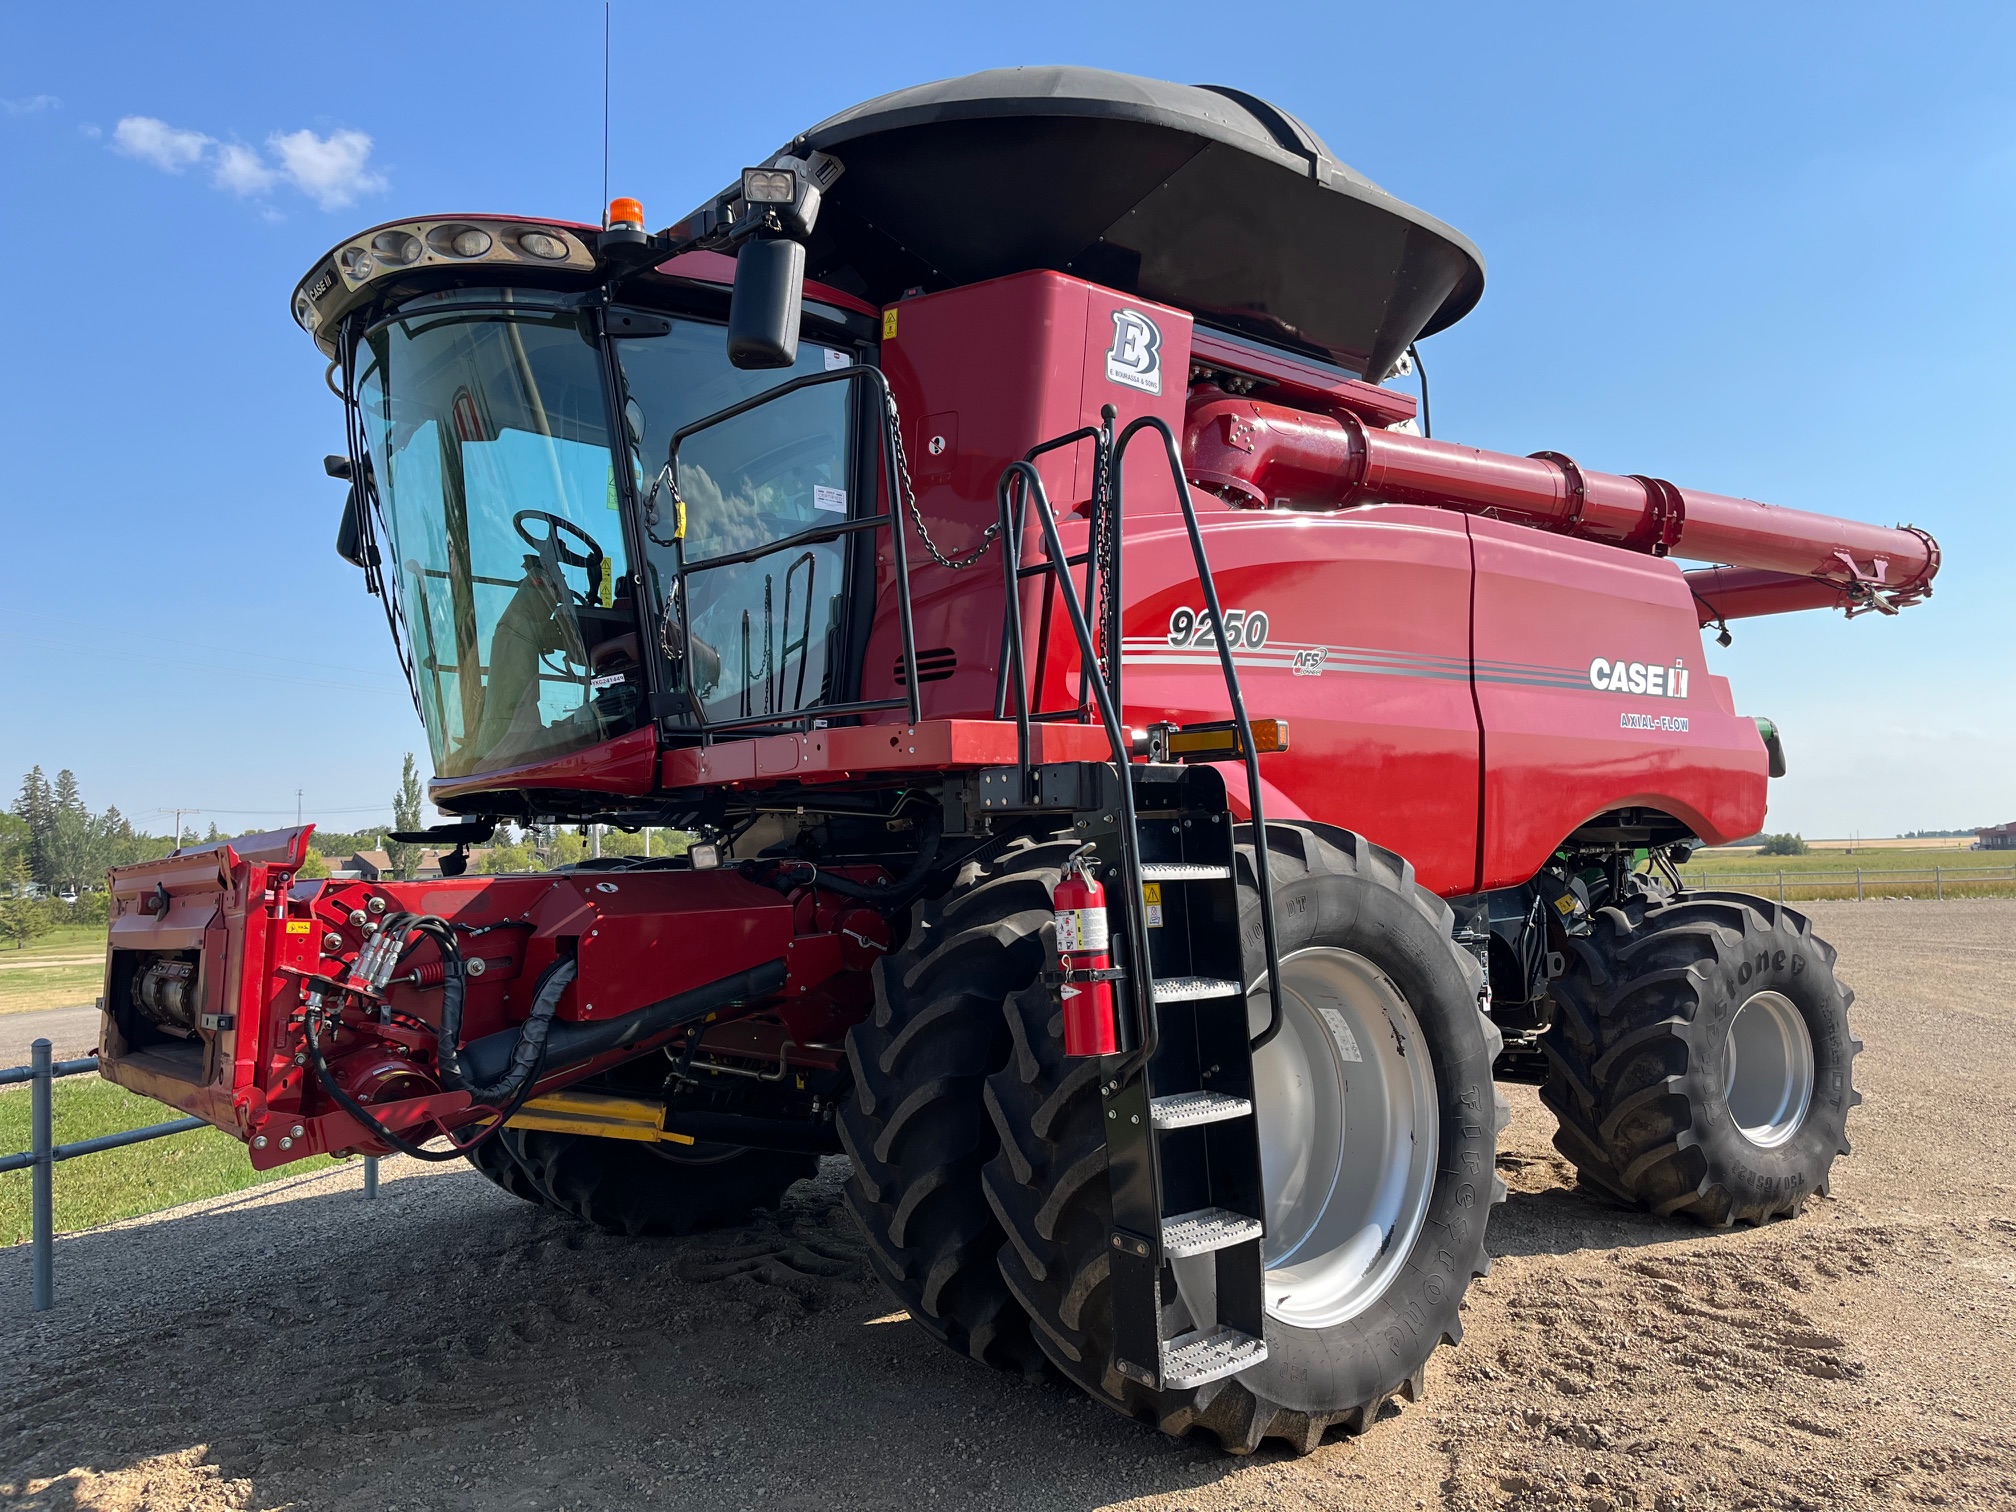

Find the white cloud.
xmin=213 ymin=142 xmax=279 ymax=196
xmin=266 ymin=128 xmax=386 ymax=210
xmin=4 ymin=94 xmax=60 ymax=115
xmin=112 ymin=115 xmax=212 ymax=172
xmin=109 ymin=115 xmax=387 ymax=210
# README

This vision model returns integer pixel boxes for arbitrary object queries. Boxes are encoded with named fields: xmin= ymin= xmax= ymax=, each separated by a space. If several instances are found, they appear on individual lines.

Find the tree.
xmin=1758 ymin=833 xmax=1809 ymax=856
xmin=0 ymin=812 xmax=29 ymax=882
xmin=45 ymin=770 xmax=94 ymax=892
xmin=13 ymin=767 xmax=54 ymax=887
xmin=0 ymin=851 xmax=51 ymax=950
xmin=385 ymin=754 xmax=425 ymax=881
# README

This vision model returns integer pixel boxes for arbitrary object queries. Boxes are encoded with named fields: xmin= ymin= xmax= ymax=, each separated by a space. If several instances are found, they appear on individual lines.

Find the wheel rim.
xmin=1723 ymin=989 xmax=1814 ymax=1148
xmin=1170 ymin=946 xmax=1442 ymax=1334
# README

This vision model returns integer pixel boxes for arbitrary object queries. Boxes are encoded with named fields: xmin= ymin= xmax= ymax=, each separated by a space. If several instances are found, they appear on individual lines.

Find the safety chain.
xmin=1089 ymin=429 xmax=1118 ymax=683
xmin=884 ymin=387 xmax=998 ymax=570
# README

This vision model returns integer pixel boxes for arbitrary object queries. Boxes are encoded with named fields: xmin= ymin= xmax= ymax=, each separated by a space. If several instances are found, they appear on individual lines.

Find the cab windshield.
xmin=357 ymin=296 xmax=636 ymax=777
xmin=355 ymin=291 xmax=857 ymax=778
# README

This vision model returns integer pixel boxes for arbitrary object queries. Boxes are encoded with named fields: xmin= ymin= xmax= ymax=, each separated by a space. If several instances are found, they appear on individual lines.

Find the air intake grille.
xmin=894 ymin=648 xmax=958 ymax=685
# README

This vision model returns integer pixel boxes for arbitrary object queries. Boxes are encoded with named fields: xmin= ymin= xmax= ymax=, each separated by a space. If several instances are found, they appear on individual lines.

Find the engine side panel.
xmin=1469 ymin=517 xmax=1766 ymax=889
xmin=1119 ymin=505 xmax=1482 ymax=896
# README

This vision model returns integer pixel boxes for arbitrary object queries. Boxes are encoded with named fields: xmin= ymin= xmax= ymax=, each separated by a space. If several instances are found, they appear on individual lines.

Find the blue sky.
xmin=2 ymin=1 xmax=2010 ymax=839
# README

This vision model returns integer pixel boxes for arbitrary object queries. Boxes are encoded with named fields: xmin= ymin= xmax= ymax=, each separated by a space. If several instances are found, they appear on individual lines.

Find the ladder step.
xmin=1137 ymin=862 xmax=1232 ymax=881
xmin=1149 ymin=1090 xmax=1253 ymax=1130
xmin=1161 ymin=1326 xmax=1269 ymax=1390
xmin=1161 ymin=1206 xmax=1265 ymax=1258
xmin=1151 ymin=976 xmax=1243 ymax=1004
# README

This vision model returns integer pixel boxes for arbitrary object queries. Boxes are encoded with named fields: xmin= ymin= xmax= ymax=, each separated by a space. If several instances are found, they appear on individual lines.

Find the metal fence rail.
xmin=3 ymin=1038 xmax=378 ymax=1312
xmin=1683 ymin=863 xmax=2016 ymax=902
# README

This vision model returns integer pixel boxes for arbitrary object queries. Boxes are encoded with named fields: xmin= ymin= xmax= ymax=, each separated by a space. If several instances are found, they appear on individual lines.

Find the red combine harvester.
xmin=98 ymin=69 xmax=1934 ymax=1452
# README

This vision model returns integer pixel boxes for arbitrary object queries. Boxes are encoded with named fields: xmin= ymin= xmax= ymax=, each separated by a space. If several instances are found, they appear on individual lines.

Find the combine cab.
xmin=100 ymin=68 xmax=1925 ymax=1453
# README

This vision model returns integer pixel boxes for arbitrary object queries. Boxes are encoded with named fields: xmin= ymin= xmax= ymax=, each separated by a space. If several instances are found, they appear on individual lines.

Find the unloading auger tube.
xmin=1184 ymin=393 xmax=1940 ymax=619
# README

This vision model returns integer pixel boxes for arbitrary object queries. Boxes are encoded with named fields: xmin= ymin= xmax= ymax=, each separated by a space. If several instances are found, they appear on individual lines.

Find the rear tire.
xmin=1540 ymin=890 xmax=1859 ymax=1225
xmin=507 ymin=1128 xmax=816 ymax=1237
xmin=983 ymin=824 xmax=1506 ymax=1454
xmin=836 ymin=836 xmax=1073 ymax=1377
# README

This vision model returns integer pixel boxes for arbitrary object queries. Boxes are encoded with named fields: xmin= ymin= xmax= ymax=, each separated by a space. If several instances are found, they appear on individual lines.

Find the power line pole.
xmin=169 ymin=808 xmax=202 ymax=848
xmin=297 ymin=788 xmax=303 ymax=826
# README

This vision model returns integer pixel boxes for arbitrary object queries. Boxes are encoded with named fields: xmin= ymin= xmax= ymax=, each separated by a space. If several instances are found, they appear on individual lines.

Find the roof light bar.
xmin=289 ymin=217 xmax=599 ymax=352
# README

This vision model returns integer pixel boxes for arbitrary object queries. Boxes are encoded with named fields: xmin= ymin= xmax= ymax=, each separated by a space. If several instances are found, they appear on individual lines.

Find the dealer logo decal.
xmin=1106 ymin=309 xmax=1163 ymax=395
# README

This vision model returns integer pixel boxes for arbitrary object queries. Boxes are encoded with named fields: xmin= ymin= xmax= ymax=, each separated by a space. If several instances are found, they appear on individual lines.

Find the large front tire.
xmin=983 ymin=824 xmax=1506 ymax=1454
xmin=1540 ymin=891 xmax=1859 ymax=1225
xmin=836 ymin=836 xmax=1075 ymax=1376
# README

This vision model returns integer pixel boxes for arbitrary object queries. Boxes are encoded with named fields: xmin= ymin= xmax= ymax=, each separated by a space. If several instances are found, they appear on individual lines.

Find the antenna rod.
xmin=601 ymin=2 xmax=610 ymax=217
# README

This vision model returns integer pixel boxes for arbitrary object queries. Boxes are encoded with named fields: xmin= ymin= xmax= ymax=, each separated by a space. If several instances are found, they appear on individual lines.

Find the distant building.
xmin=346 ymin=848 xmax=448 ymax=880
xmin=1977 ymin=822 xmax=2016 ymax=851
xmin=336 ymin=847 xmax=490 ymax=880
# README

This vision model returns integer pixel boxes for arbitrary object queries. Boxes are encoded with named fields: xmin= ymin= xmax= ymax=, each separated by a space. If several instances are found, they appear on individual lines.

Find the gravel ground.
xmin=2 ymin=899 xmax=2012 ymax=1511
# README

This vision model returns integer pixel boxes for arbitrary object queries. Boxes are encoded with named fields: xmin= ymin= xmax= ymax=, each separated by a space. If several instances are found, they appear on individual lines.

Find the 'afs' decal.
xmin=1106 ymin=309 xmax=1163 ymax=395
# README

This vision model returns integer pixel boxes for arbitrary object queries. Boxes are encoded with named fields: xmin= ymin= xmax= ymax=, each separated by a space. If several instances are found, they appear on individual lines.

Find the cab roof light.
xmin=606 ymin=197 xmax=644 ymax=230
xmin=740 ymin=168 xmax=796 ymax=205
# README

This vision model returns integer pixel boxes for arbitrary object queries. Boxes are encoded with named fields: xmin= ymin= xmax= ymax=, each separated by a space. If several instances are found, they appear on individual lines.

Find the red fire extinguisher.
xmin=1054 ymin=849 xmax=1120 ymax=1056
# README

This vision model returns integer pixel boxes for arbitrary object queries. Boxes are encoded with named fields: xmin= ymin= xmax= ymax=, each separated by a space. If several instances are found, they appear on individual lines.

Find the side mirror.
xmin=727 ymin=236 xmax=805 ymax=370
xmin=336 ymin=484 xmax=376 ymax=569
xmin=325 ymin=454 xmax=378 ymax=570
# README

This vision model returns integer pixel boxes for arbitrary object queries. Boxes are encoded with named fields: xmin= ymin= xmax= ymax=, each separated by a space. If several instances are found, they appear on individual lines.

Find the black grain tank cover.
xmin=747 ymin=66 xmax=1486 ymax=379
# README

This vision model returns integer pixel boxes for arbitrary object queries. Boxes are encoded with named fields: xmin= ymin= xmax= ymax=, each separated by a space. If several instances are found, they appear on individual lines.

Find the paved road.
xmin=0 ymin=1003 xmax=101 ymax=1068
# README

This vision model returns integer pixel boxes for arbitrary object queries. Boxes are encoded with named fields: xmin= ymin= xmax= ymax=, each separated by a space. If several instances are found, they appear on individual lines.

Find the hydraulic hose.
xmin=305 ymin=916 xmax=574 ymax=1160
xmin=436 ymin=951 xmax=579 ymax=1107
xmin=739 ymin=808 xmax=945 ymax=908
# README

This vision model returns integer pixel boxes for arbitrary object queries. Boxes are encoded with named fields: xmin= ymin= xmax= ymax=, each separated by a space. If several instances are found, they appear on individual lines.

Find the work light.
xmin=741 ymin=168 xmax=798 ymax=204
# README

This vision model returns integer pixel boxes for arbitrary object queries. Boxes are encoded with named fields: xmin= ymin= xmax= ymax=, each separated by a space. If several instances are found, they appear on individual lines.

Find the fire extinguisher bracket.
xmin=1044 ymin=965 xmax=1128 ymax=987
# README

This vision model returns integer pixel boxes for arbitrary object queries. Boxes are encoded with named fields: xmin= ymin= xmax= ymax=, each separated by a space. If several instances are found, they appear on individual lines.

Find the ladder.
xmin=992 ymin=410 xmax=1285 ymax=1391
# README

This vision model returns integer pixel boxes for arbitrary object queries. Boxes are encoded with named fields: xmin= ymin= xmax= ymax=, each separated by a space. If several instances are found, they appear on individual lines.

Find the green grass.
xmin=0 ymin=924 xmax=108 ymax=963
xmin=0 ymin=925 xmax=109 ymax=1015
xmin=0 ymin=1076 xmax=335 ymax=1245
xmin=1678 ymin=846 xmax=2015 ymax=901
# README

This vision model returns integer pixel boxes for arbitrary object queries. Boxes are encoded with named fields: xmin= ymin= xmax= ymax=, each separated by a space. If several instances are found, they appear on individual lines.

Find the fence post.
xmin=31 ymin=1039 xmax=53 ymax=1313
xmin=1936 ymin=866 xmax=1943 ymax=902
xmin=364 ymin=1154 xmax=379 ymax=1200
xmin=1856 ymin=869 xmax=1863 ymax=901
xmin=1778 ymin=871 xmax=1786 ymax=904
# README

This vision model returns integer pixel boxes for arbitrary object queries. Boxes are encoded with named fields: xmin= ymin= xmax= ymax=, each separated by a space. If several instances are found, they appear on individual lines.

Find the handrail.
xmin=1110 ymin=415 xmax=1286 ymax=1054
xmin=993 ymin=408 xmax=1288 ymax=1066
xmin=995 ymin=462 xmax=1157 ymax=1072
xmin=659 ymin=364 xmax=922 ymax=740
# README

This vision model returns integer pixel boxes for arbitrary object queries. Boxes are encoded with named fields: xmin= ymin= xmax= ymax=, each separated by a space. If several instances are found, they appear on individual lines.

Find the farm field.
xmin=3 ymin=899 xmax=2012 ymax=1511
xmin=1679 ymin=846 xmax=2014 ymax=900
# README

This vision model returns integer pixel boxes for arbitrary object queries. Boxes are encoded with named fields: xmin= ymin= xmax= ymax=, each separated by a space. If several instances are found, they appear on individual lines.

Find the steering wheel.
xmin=514 ymin=510 xmax=603 ymax=570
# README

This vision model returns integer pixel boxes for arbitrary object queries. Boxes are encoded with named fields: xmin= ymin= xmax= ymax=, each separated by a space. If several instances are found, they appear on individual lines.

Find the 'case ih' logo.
xmin=1106 ymin=309 xmax=1163 ymax=395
